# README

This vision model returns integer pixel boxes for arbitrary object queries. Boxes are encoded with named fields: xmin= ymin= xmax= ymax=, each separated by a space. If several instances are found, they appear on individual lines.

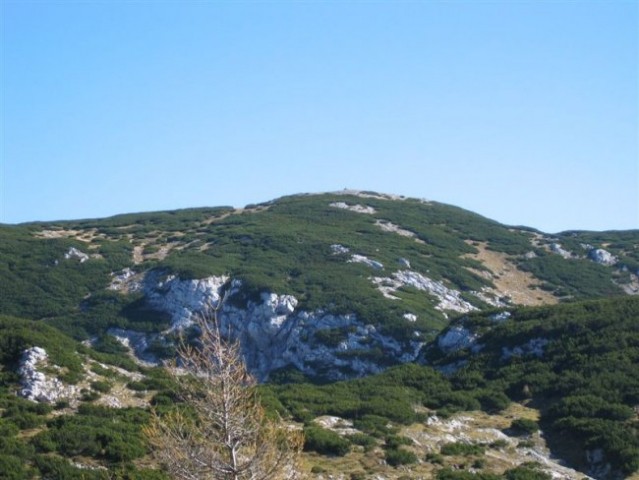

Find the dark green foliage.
xmin=91 ymin=380 xmax=113 ymax=393
xmin=347 ymin=432 xmax=377 ymax=450
xmin=510 ymin=418 xmax=539 ymax=435
xmin=503 ymin=463 xmax=551 ymax=480
xmin=0 ymin=227 xmax=130 ymax=321
xmin=434 ymin=296 xmax=639 ymax=476
xmin=440 ymin=442 xmax=485 ymax=456
xmin=385 ymin=447 xmax=418 ymax=466
xmin=303 ymin=426 xmax=351 ymax=456
xmin=271 ymin=296 xmax=639 ymax=477
xmin=34 ymin=455 xmax=110 ymax=480
xmin=33 ymin=405 xmax=150 ymax=462
xmin=0 ymin=315 xmax=84 ymax=383
xmin=385 ymin=435 xmax=413 ymax=449
xmin=0 ymin=453 xmax=31 ymax=480
xmin=1 ymin=193 xmax=638 ymax=477
xmin=517 ymin=253 xmax=622 ymax=299
xmin=2 ymin=193 xmax=633 ymax=360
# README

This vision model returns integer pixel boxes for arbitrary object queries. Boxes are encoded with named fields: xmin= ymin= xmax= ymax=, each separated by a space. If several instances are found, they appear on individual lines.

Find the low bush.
xmin=385 ymin=447 xmax=418 ymax=466
xmin=440 ymin=442 xmax=485 ymax=456
xmin=303 ymin=426 xmax=350 ymax=456
xmin=510 ymin=418 xmax=539 ymax=435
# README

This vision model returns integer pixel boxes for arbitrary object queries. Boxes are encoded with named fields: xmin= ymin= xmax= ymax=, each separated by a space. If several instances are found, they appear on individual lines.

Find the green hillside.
xmin=1 ymin=193 xmax=634 ymax=342
xmin=0 ymin=192 xmax=637 ymax=479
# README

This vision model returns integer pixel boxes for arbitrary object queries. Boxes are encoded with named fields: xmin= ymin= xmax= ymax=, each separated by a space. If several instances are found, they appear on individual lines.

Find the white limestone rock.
xmin=398 ymin=257 xmax=411 ymax=268
xmin=490 ymin=311 xmax=511 ymax=323
xmin=329 ymin=202 xmax=376 ymax=214
xmin=437 ymin=326 xmax=478 ymax=353
xmin=403 ymin=313 xmax=417 ymax=322
xmin=372 ymin=270 xmax=476 ymax=314
xmin=330 ymin=244 xmax=350 ymax=255
xmin=550 ymin=243 xmax=572 ymax=259
xmin=375 ymin=219 xmax=417 ymax=238
xmin=107 ymin=328 xmax=162 ymax=364
xmin=64 ymin=247 xmax=90 ymax=263
xmin=133 ymin=272 xmax=424 ymax=380
xmin=17 ymin=347 xmax=77 ymax=403
xmin=108 ymin=267 xmax=142 ymax=292
xmin=588 ymin=248 xmax=617 ymax=266
xmin=144 ymin=272 xmax=230 ymax=330
xmin=348 ymin=254 xmax=384 ymax=270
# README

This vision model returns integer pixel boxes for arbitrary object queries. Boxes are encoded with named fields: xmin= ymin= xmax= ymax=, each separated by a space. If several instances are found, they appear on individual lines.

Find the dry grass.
xmin=464 ymin=242 xmax=558 ymax=306
xmin=302 ymin=406 xmax=591 ymax=480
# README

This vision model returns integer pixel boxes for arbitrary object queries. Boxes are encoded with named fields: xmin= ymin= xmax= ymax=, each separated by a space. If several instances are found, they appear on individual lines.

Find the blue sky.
xmin=2 ymin=1 xmax=637 ymax=232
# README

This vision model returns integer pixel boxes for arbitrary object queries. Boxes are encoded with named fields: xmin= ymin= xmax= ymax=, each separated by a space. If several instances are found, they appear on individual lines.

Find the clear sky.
xmin=1 ymin=1 xmax=637 ymax=233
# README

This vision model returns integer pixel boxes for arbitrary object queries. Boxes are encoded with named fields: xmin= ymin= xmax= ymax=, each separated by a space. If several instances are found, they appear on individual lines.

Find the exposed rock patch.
xmin=348 ymin=254 xmax=384 ymax=270
xmin=18 ymin=347 xmax=77 ymax=403
xmin=125 ymin=273 xmax=424 ymax=380
xmin=108 ymin=268 xmax=143 ymax=293
xmin=330 ymin=244 xmax=350 ymax=255
xmin=437 ymin=326 xmax=479 ymax=353
xmin=329 ymin=202 xmax=376 ymax=214
xmin=64 ymin=247 xmax=90 ymax=263
xmin=371 ymin=270 xmax=476 ymax=314
xmin=550 ymin=243 xmax=574 ymax=259
xmin=587 ymin=248 xmax=618 ymax=266
xmin=374 ymin=219 xmax=417 ymax=239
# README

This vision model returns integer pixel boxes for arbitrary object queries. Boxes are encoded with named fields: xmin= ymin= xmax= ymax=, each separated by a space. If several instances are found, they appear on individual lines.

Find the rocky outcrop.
xmin=329 ymin=202 xmax=376 ymax=214
xmin=132 ymin=272 xmax=424 ymax=380
xmin=372 ymin=270 xmax=477 ymax=314
xmin=348 ymin=254 xmax=384 ymax=270
xmin=375 ymin=219 xmax=417 ymax=239
xmin=587 ymin=248 xmax=617 ymax=266
xmin=550 ymin=243 xmax=573 ymax=259
xmin=18 ymin=347 xmax=76 ymax=403
xmin=437 ymin=326 xmax=479 ymax=353
xmin=144 ymin=271 xmax=229 ymax=330
xmin=108 ymin=268 xmax=142 ymax=292
xmin=64 ymin=247 xmax=90 ymax=263
xmin=330 ymin=244 xmax=350 ymax=255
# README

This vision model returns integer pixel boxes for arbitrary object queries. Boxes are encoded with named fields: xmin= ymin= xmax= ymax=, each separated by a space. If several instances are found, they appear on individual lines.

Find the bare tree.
xmin=144 ymin=305 xmax=304 ymax=480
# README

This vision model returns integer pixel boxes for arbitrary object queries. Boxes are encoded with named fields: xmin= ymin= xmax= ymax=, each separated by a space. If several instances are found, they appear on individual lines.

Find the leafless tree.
xmin=144 ymin=304 xmax=304 ymax=480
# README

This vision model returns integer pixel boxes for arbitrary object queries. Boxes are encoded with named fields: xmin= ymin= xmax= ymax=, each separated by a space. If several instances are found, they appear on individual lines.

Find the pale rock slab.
xmin=18 ymin=347 xmax=77 ymax=403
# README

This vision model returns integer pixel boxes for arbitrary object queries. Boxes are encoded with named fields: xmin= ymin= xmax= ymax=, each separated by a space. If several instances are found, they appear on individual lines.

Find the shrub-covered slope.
xmin=1 ymin=192 xmax=635 ymax=337
xmin=0 ymin=192 xmax=638 ymax=478
xmin=266 ymin=296 xmax=639 ymax=478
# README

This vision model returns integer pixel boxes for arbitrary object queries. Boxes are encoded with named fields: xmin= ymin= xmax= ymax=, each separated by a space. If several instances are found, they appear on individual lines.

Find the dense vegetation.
xmin=2 ymin=193 xmax=633 ymax=344
xmin=435 ymin=296 xmax=639 ymax=475
xmin=263 ymin=296 xmax=639 ymax=477
xmin=0 ymin=315 xmax=172 ymax=478
xmin=1 ymin=192 xmax=637 ymax=478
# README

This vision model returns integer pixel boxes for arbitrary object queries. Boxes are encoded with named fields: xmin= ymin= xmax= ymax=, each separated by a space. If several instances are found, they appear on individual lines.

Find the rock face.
xmin=437 ymin=326 xmax=478 ymax=353
xmin=588 ymin=248 xmax=617 ymax=266
xmin=329 ymin=202 xmax=376 ymax=214
xmin=18 ymin=347 xmax=76 ymax=403
xmin=144 ymin=271 xmax=229 ymax=330
xmin=64 ymin=247 xmax=90 ymax=263
xmin=550 ymin=243 xmax=573 ymax=259
xmin=348 ymin=254 xmax=384 ymax=270
xmin=372 ymin=270 xmax=477 ymax=314
xmin=135 ymin=272 xmax=423 ymax=380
